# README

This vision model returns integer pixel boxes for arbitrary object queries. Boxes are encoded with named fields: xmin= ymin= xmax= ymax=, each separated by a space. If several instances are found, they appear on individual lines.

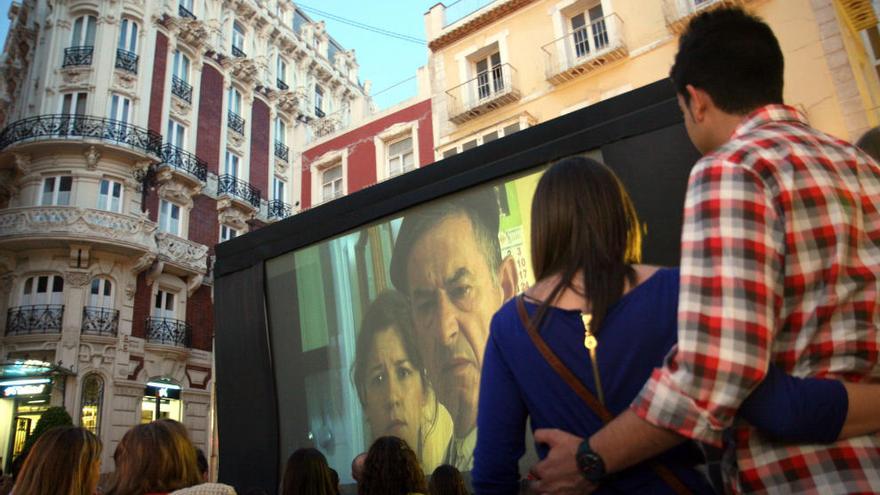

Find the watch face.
xmin=577 ymin=444 xmax=605 ymax=482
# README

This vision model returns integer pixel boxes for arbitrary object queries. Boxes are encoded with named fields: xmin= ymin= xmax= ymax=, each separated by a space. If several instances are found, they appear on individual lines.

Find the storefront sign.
xmin=144 ymin=385 xmax=181 ymax=400
xmin=2 ymin=383 xmax=50 ymax=397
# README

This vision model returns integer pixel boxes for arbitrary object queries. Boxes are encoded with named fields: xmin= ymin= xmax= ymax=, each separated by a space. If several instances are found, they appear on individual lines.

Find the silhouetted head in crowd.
xmin=281 ymin=448 xmax=336 ymax=495
xmin=106 ymin=419 xmax=202 ymax=495
xmin=359 ymin=436 xmax=427 ymax=495
xmin=670 ymin=7 xmax=784 ymax=154
xmin=196 ymin=447 xmax=209 ymax=482
xmin=329 ymin=467 xmax=341 ymax=495
xmin=351 ymin=452 xmax=367 ymax=483
xmin=390 ymin=189 xmax=517 ymax=440
xmin=13 ymin=426 xmax=101 ymax=495
xmin=857 ymin=127 xmax=880 ymax=163
xmin=428 ymin=464 xmax=468 ymax=495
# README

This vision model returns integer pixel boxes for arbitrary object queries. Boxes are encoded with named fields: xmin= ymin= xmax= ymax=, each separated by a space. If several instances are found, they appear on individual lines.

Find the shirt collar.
xmin=731 ymin=104 xmax=808 ymax=140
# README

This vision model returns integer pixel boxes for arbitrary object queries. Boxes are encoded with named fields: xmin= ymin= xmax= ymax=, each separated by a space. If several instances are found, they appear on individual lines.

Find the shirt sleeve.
xmin=630 ymin=157 xmax=785 ymax=447
xmin=738 ymin=364 xmax=848 ymax=443
xmin=472 ymin=310 xmax=528 ymax=495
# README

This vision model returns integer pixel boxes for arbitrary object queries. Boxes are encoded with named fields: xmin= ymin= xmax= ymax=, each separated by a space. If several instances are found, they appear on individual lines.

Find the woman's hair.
xmin=281 ymin=448 xmax=336 ymax=495
xmin=13 ymin=426 xmax=102 ymax=495
xmin=106 ymin=419 xmax=202 ymax=495
xmin=359 ymin=436 xmax=427 ymax=495
xmin=530 ymin=156 xmax=642 ymax=334
xmin=428 ymin=464 xmax=468 ymax=495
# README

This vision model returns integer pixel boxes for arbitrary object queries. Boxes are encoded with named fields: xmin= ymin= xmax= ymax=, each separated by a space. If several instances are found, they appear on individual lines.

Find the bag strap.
xmin=515 ymin=295 xmax=693 ymax=495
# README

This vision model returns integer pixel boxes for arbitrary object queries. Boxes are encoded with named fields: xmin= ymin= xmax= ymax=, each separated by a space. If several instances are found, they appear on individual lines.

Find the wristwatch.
xmin=576 ymin=440 xmax=606 ymax=483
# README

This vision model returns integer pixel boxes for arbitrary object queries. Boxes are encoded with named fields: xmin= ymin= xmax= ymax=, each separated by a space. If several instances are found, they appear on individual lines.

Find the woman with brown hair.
xmin=280 ymin=448 xmax=335 ymax=495
xmin=359 ymin=436 xmax=427 ymax=495
xmin=428 ymin=464 xmax=468 ymax=495
xmin=13 ymin=425 xmax=101 ymax=495
xmin=106 ymin=419 xmax=233 ymax=495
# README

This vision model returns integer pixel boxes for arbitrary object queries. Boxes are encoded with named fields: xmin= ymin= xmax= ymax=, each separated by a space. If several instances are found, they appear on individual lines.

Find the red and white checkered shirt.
xmin=631 ymin=104 xmax=880 ymax=493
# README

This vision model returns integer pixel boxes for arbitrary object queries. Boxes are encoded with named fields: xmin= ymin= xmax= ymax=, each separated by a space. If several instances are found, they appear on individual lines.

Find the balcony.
xmin=6 ymin=305 xmax=64 ymax=336
xmin=231 ymin=45 xmax=246 ymax=58
xmin=663 ymin=0 xmax=751 ymax=33
xmin=178 ymin=4 xmax=196 ymax=19
xmin=145 ymin=317 xmax=191 ymax=347
xmin=446 ymin=63 xmax=520 ymax=125
xmin=62 ymin=46 xmax=94 ymax=67
xmin=267 ymin=199 xmax=292 ymax=220
xmin=159 ymin=143 xmax=208 ymax=182
xmin=274 ymin=141 xmax=289 ymax=162
xmin=0 ymin=207 xmax=158 ymax=254
xmin=227 ymin=111 xmax=245 ymax=135
xmin=115 ymin=49 xmax=139 ymax=74
xmin=81 ymin=307 xmax=119 ymax=337
xmin=156 ymin=232 xmax=209 ymax=275
xmin=218 ymin=174 xmax=261 ymax=209
xmin=310 ymin=108 xmax=348 ymax=139
xmin=276 ymin=86 xmax=308 ymax=114
xmin=172 ymin=76 xmax=193 ymax=104
xmin=542 ymin=14 xmax=627 ymax=85
xmin=277 ymin=79 xmax=289 ymax=91
xmin=0 ymin=114 xmax=163 ymax=157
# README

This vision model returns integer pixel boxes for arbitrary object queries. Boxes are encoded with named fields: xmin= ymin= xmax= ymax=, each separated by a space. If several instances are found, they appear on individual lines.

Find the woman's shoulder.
xmin=170 ymin=483 xmax=237 ymax=495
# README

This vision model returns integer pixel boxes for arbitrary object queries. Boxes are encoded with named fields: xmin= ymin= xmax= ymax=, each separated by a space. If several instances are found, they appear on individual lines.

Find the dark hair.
xmin=428 ymin=464 xmax=468 ymax=495
xmin=857 ymin=126 xmax=880 ymax=163
xmin=106 ymin=420 xmax=201 ymax=495
xmin=196 ymin=447 xmax=208 ymax=476
xmin=390 ymin=188 xmax=502 ymax=294
xmin=329 ymin=468 xmax=341 ymax=495
xmin=670 ymin=7 xmax=783 ymax=114
xmin=530 ymin=156 xmax=641 ymax=335
xmin=13 ymin=426 xmax=102 ymax=495
xmin=358 ymin=436 xmax=427 ymax=495
xmin=281 ymin=448 xmax=336 ymax=495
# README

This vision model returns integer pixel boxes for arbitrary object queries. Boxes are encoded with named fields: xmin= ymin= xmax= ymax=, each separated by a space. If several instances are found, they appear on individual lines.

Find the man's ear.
xmin=685 ymin=84 xmax=711 ymax=122
xmin=498 ymin=255 xmax=518 ymax=301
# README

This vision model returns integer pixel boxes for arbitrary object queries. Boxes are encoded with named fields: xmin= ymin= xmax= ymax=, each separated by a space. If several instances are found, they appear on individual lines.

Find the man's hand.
xmin=529 ymin=429 xmax=595 ymax=495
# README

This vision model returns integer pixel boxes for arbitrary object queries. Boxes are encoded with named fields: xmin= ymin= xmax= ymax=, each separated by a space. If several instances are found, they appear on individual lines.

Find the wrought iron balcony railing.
xmin=115 ymin=49 xmax=139 ymax=74
xmin=227 ymin=111 xmax=245 ymax=135
xmin=81 ymin=306 xmax=119 ymax=337
xmin=231 ymin=45 xmax=246 ymax=58
xmin=274 ymin=141 xmax=289 ymax=162
xmin=63 ymin=46 xmax=94 ymax=67
xmin=268 ymin=199 xmax=292 ymax=220
xmin=178 ymin=4 xmax=196 ymax=19
xmin=172 ymin=76 xmax=193 ymax=103
xmin=6 ymin=305 xmax=64 ymax=336
xmin=145 ymin=316 xmax=191 ymax=347
xmin=541 ymin=14 xmax=627 ymax=85
xmin=159 ymin=143 xmax=208 ymax=181
xmin=218 ymin=174 xmax=261 ymax=208
xmin=0 ymin=114 xmax=163 ymax=156
xmin=445 ymin=63 xmax=520 ymax=125
xmin=277 ymin=79 xmax=289 ymax=90
xmin=315 ymin=107 xmax=326 ymax=118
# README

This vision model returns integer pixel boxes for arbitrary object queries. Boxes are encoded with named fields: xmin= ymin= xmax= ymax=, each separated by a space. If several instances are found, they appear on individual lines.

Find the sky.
xmin=0 ymin=0 xmax=440 ymax=109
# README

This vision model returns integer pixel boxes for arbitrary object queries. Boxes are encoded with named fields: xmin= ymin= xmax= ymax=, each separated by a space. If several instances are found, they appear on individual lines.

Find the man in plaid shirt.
xmin=530 ymin=7 xmax=880 ymax=494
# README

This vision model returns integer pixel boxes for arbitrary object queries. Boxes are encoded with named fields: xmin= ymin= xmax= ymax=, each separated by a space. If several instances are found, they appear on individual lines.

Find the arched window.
xmin=80 ymin=374 xmax=104 ymax=436
xmin=21 ymin=275 xmax=64 ymax=306
xmin=71 ymin=15 xmax=97 ymax=47
xmin=88 ymin=277 xmax=113 ymax=308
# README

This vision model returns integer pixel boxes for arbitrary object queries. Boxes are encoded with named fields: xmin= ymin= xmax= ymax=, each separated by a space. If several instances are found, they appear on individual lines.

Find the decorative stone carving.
xmin=65 ymin=271 xmax=90 ymax=287
xmin=217 ymin=198 xmax=252 ymax=231
xmin=60 ymin=68 xmax=89 ymax=86
xmin=98 ymin=15 xmax=119 ymax=25
xmin=113 ymin=70 xmax=137 ymax=91
xmin=274 ymin=158 xmax=289 ymax=176
xmin=125 ymin=283 xmax=136 ymax=300
xmin=177 ymin=19 xmax=211 ymax=50
xmin=0 ymin=207 xmax=159 ymax=253
xmin=276 ymin=86 xmax=307 ymax=114
xmin=0 ymin=273 xmax=15 ymax=295
xmin=157 ymin=180 xmax=195 ymax=209
xmin=227 ymin=130 xmax=245 ymax=150
xmin=223 ymin=56 xmax=260 ymax=85
xmin=186 ymin=274 xmax=203 ymax=296
xmin=155 ymin=232 xmax=209 ymax=275
xmin=56 ymin=19 xmax=71 ymax=29
xmin=83 ymin=146 xmax=100 ymax=170
xmin=170 ymin=97 xmax=191 ymax=121
xmin=12 ymin=153 xmax=30 ymax=172
xmin=131 ymin=253 xmax=157 ymax=275
xmin=68 ymin=244 xmax=91 ymax=268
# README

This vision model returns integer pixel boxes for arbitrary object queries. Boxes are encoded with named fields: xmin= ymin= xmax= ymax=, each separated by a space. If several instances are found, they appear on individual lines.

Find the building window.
xmin=158 ymin=200 xmax=181 ymax=236
xmin=475 ymin=52 xmax=503 ymax=100
xmin=97 ymin=179 xmax=123 ymax=213
xmin=22 ymin=275 xmax=64 ymax=306
xmin=89 ymin=277 xmax=114 ymax=308
xmin=220 ymin=225 xmax=239 ymax=242
xmin=273 ymin=176 xmax=286 ymax=202
xmin=80 ymin=374 xmax=104 ymax=437
xmin=570 ymin=4 xmax=608 ymax=57
xmin=387 ymin=137 xmax=414 ymax=177
xmin=153 ymin=289 xmax=176 ymax=319
xmin=109 ymin=94 xmax=132 ymax=124
xmin=173 ymin=50 xmax=190 ymax=83
xmin=227 ymin=87 xmax=242 ymax=117
xmin=444 ymin=121 xmax=524 ymax=157
xmin=314 ymin=85 xmax=324 ymax=116
xmin=71 ymin=15 xmax=97 ymax=47
xmin=275 ymin=118 xmax=287 ymax=145
xmin=277 ymin=56 xmax=287 ymax=88
xmin=321 ymin=165 xmax=343 ymax=201
xmin=224 ymin=151 xmax=240 ymax=179
xmin=118 ymin=18 xmax=138 ymax=53
xmin=179 ymin=0 xmax=195 ymax=17
xmin=61 ymin=92 xmax=88 ymax=115
xmin=232 ymin=22 xmax=245 ymax=56
xmin=167 ymin=119 xmax=186 ymax=149
xmin=40 ymin=176 xmax=72 ymax=206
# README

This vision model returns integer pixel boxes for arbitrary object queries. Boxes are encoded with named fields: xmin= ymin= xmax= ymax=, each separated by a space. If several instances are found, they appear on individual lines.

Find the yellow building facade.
xmin=425 ymin=0 xmax=880 ymax=157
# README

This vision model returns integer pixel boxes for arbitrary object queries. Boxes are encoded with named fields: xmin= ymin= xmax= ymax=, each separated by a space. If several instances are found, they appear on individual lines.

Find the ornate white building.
xmin=0 ymin=0 xmax=370 ymax=473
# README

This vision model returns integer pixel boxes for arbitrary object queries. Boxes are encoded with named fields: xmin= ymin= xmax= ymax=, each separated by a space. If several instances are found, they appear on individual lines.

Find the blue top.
xmin=472 ymin=268 xmax=847 ymax=495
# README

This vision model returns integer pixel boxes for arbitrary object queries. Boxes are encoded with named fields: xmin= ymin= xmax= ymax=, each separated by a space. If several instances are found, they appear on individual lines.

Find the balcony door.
xmin=570 ymin=4 xmax=608 ymax=59
xmin=109 ymin=94 xmax=132 ymax=124
xmin=475 ymin=52 xmax=503 ymax=100
xmin=153 ymin=290 xmax=176 ymax=321
xmin=118 ymin=18 xmax=138 ymax=54
xmin=71 ymin=15 xmax=97 ymax=48
xmin=89 ymin=278 xmax=113 ymax=308
xmin=167 ymin=119 xmax=186 ymax=149
xmin=61 ymin=92 xmax=87 ymax=115
xmin=22 ymin=275 xmax=64 ymax=306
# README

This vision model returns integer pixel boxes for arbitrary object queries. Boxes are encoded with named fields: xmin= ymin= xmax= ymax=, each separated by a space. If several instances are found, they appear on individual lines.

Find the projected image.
xmin=266 ymin=170 xmax=542 ymax=477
